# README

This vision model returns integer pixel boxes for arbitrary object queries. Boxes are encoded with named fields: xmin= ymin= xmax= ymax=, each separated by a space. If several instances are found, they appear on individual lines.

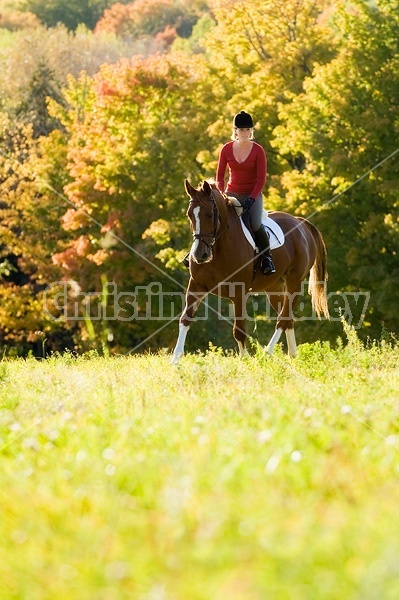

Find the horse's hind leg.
xmin=285 ymin=328 xmax=297 ymax=357
xmin=279 ymin=277 xmax=305 ymax=357
xmin=171 ymin=278 xmax=207 ymax=364
xmin=265 ymin=288 xmax=297 ymax=357
xmin=266 ymin=326 xmax=283 ymax=354
xmin=265 ymin=289 xmax=284 ymax=354
xmin=231 ymin=287 xmax=249 ymax=358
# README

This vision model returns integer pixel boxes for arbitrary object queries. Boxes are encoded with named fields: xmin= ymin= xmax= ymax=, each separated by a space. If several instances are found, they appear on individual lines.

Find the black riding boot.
xmin=254 ymin=224 xmax=276 ymax=275
xmin=181 ymin=252 xmax=190 ymax=268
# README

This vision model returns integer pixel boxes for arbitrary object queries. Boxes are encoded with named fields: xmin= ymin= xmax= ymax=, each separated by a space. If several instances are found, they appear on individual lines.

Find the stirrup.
xmin=261 ymin=255 xmax=276 ymax=275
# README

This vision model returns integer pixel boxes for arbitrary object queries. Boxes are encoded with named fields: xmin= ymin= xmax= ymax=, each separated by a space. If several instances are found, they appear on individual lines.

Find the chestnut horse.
xmin=171 ymin=179 xmax=329 ymax=363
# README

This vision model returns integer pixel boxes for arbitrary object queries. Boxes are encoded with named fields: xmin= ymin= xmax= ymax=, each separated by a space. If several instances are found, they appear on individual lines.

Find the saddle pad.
xmin=240 ymin=209 xmax=285 ymax=251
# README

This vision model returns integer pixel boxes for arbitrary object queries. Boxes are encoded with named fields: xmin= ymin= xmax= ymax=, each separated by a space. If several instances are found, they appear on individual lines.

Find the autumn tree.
xmin=0 ymin=7 xmax=40 ymax=30
xmin=2 ymin=0 xmax=398 ymax=355
xmin=94 ymin=0 xmax=198 ymax=41
xmin=39 ymin=53 xmax=221 ymax=352
xmin=0 ymin=112 xmax=75 ymax=354
xmin=0 ymin=5 xmax=219 ymax=355
xmin=19 ymin=0 xmax=118 ymax=30
xmin=192 ymin=0 xmax=336 ymax=189
xmin=271 ymin=0 xmax=399 ymax=338
xmin=15 ymin=62 xmax=65 ymax=138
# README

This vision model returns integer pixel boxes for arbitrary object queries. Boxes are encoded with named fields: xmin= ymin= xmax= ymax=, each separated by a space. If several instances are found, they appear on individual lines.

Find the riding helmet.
xmin=233 ymin=111 xmax=254 ymax=128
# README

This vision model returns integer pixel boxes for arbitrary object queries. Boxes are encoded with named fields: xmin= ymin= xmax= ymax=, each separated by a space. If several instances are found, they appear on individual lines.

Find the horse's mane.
xmin=189 ymin=178 xmax=232 ymax=209
xmin=203 ymin=178 xmax=243 ymax=216
xmin=204 ymin=178 xmax=229 ymax=204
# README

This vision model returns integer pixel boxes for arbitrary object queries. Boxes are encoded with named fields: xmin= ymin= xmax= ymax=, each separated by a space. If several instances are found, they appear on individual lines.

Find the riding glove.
xmin=240 ymin=197 xmax=255 ymax=212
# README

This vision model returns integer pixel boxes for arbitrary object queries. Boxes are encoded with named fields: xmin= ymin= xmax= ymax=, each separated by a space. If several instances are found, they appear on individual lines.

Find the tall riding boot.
xmin=254 ymin=224 xmax=276 ymax=275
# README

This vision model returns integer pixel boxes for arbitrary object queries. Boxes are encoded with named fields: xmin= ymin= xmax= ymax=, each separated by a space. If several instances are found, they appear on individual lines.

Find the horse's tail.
xmin=300 ymin=218 xmax=330 ymax=319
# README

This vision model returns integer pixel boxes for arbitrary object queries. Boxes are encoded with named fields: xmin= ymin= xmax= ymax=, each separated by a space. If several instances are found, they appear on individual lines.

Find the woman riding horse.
xmin=183 ymin=110 xmax=275 ymax=275
xmin=172 ymin=179 xmax=329 ymax=363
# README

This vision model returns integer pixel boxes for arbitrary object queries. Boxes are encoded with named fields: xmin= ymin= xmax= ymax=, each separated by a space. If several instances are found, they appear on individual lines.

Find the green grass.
xmin=1 ymin=331 xmax=399 ymax=599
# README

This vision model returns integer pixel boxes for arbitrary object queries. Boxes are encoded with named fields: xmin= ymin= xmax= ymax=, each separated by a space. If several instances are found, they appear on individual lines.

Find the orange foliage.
xmin=0 ymin=10 xmax=40 ymax=31
xmin=97 ymin=81 xmax=118 ymax=97
xmin=94 ymin=2 xmax=136 ymax=36
xmin=87 ymin=249 xmax=108 ymax=266
xmin=155 ymin=25 xmax=178 ymax=49
xmin=100 ymin=211 xmax=121 ymax=233
xmin=95 ymin=0 xmax=187 ymax=39
xmin=52 ymin=236 xmax=91 ymax=271
xmin=61 ymin=208 xmax=91 ymax=231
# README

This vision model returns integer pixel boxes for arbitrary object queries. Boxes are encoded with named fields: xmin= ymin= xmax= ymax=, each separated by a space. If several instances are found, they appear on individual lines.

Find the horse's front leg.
xmin=232 ymin=287 xmax=249 ymax=359
xmin=171 ymin=278 xmax=207 ymax=364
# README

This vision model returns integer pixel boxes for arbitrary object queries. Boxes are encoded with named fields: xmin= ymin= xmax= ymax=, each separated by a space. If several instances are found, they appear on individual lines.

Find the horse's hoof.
xmin=170 ymin=353 xmax=182 ymax=365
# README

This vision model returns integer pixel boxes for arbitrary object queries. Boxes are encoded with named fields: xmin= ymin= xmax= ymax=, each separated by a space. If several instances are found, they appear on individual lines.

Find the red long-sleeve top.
xmin=216 ymin=141 xmax=267 ymax=198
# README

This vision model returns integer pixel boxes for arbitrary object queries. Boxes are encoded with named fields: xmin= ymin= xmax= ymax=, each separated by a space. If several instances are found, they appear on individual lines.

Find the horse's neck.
xmin=215 ymin=197 xmax=230 ymax=232
xmin=213 ymin=190 xmax=243 ymax=246
xmin=216 ymin=202 xmax=244 ymax=250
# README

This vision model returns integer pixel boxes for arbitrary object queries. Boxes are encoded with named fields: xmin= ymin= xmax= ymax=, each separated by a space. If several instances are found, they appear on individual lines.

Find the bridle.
xmin=189 ymin=190 xmax=222 ymax=251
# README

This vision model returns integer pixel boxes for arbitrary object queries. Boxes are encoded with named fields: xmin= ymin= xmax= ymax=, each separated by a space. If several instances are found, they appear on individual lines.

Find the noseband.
xmin=189 ymin=191 xmax=221 ymax=250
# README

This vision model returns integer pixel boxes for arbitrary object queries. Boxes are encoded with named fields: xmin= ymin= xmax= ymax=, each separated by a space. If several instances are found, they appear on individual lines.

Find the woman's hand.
xmin=240 ymin=197 xmax=255 ymax=212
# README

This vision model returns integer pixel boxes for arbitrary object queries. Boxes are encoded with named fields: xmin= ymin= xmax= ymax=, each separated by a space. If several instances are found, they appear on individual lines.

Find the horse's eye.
xmin=206 ymin=212 xmax=213 ymax=219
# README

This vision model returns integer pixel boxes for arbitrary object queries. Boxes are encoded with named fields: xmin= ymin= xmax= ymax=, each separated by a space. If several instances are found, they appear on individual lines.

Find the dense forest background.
xmin=0 ymin=0 xmax=398 ymax=356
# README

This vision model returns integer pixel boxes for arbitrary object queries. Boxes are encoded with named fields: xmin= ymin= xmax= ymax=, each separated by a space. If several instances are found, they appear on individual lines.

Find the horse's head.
xmin=185 ymin=179 xmax=221 ymax=264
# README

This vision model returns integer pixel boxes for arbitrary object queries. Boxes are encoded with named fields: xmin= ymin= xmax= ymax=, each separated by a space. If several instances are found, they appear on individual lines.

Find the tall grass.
xmin=1 ymin=328 xmax=399 ymax=599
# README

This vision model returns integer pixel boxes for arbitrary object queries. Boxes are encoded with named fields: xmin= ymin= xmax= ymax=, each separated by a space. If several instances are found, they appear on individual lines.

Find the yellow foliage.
xmin=142 ymin=219 xmax=171 ymax=245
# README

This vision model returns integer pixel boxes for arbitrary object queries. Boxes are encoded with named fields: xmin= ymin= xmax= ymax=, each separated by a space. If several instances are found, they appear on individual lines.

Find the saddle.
xmin=227 ymin=196 xmax=285 ymax=251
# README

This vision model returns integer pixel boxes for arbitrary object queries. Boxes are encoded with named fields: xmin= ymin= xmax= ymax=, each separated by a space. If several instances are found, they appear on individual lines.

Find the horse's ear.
xmin=184 ymin=179 xmax=195 ymax=197
xmin=202 ymin=180 xmax=212 ymax=195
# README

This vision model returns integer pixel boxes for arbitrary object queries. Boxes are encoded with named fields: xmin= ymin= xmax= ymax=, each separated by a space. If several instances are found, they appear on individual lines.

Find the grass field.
xmin=1 ymin=327 xmax=399 ymax=600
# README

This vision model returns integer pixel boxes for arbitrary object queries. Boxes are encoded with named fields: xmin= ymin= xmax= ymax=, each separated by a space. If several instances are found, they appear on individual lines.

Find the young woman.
xmin=216 ymin=110 xmax=275 ymax=275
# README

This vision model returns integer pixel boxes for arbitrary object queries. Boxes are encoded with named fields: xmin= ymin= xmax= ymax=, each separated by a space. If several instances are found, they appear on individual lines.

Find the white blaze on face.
xmin=191 ymin=206 xmax=201 ymax=255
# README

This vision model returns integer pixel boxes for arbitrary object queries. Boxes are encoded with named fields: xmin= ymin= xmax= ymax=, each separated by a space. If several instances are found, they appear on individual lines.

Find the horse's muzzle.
xmin=191 ymin=238 xmax=213 ymax=264
xmin=192 ymin=249 xmax=213 ymax=264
